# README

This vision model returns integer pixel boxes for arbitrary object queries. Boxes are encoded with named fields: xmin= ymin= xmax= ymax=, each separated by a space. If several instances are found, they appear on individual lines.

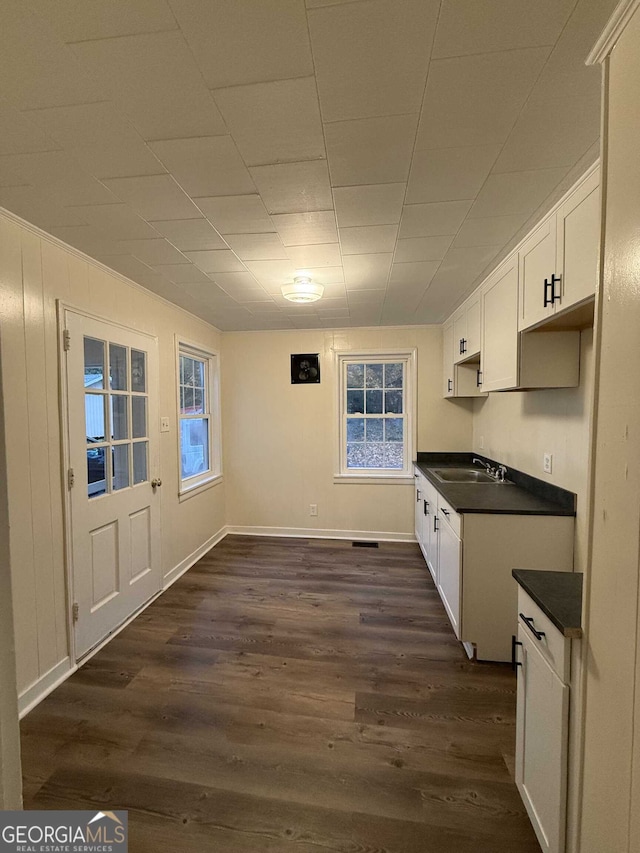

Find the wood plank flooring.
xmin=21 ymin=535 xmax=541 ymax=852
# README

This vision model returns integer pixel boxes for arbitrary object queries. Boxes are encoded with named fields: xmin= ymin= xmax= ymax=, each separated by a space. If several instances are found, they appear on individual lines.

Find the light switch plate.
xmin=160 ymin=417 xmax=170 ymax=433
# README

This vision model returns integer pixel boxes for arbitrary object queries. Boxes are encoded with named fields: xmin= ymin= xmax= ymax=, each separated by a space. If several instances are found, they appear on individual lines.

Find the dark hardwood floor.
xmin=21 ymin=535 xmax=541 ymax=852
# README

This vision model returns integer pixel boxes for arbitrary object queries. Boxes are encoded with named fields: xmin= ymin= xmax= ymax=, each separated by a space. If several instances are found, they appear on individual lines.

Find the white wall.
xmin=222 ymin=325 xmax=473 ymax=538
xmin=472 ymin=329 xmax=594 ymax=573
xmin=0 ymin=210 xmax=226 ymax=703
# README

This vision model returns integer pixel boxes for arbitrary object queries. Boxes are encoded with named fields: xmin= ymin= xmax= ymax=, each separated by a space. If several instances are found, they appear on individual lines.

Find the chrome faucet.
xmin=497 ymin=464 xmax=507 ymax=483
xmin=472 ymin=457 xmax=495 ymax=476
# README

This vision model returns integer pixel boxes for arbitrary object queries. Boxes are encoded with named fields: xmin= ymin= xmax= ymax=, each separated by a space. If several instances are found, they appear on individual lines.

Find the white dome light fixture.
xmin=281 ymin=275 xmax=324 ymax=304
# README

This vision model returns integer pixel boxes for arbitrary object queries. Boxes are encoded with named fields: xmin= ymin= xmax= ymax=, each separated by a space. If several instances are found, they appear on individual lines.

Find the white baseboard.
xmin=225 ymin=525 xmax=416 ymax=543
xmin=19 ymin=657 xmax=76 ymax=718
xmin=18 ymin=526 xmax=228 ymax=717
xmin=163 ymin=525 xmax=228 ymax=589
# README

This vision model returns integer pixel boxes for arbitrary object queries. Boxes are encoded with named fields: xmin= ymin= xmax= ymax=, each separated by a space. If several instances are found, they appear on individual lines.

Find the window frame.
xmin=334 ymin=348 xmax=417 ymax=484
xmin=175 ymin=338 xmax=222 ymax=499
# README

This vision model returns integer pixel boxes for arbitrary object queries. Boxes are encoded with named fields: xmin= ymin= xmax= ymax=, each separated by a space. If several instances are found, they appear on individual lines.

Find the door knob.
xmin=151 ymin=478 xmax=162 ymax=490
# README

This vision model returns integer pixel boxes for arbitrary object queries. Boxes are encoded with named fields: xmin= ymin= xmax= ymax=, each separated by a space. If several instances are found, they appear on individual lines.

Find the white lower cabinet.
xmin=515 ymin=587 xmax=572 ymax=853
xmin=436 ymin=511 xmax=461 ymax=638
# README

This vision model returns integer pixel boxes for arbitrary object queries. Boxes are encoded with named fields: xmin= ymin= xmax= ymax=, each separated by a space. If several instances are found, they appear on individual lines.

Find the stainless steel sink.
xmin=431 ymin=467 xmax=513 ymax=484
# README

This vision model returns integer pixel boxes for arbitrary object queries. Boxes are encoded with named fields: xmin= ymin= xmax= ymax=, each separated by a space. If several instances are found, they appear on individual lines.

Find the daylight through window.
xmin=178 ymin=343 xmax=220 ymax=494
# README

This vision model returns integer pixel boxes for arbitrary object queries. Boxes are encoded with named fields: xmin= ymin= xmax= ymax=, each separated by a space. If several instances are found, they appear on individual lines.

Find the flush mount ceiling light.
xmin=281 ymin=275 xmax=324 ymax=304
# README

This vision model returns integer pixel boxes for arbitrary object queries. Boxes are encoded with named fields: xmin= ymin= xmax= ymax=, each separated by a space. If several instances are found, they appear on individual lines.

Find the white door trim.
xmin=57 ymin=300 xmax=161 ymax=664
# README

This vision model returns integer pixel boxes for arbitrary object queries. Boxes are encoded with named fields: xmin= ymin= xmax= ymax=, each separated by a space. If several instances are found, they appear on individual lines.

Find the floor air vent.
xmin=352 ymin=541 xmax=379 ymax=548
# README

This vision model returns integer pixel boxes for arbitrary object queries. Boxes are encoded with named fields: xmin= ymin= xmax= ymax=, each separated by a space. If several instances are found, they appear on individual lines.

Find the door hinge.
xmin=67 ymin=467 xmax=75 ymax=489
xmin=63 ymin=329 xmax=71 ymax=351
xmin=72 ymin=602 xmax=79 ymax=623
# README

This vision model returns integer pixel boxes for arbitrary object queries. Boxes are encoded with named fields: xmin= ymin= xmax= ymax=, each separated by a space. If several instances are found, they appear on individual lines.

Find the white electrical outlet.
xmin=479 ymin=435 xmax=484 ymax=450
xmin=543 ymin=453 xmax=553 ymax=474
xmin=309 ymin=504 xmax=318 ymax=517
xmin=160 ymin=417 xmax=170 ymax=432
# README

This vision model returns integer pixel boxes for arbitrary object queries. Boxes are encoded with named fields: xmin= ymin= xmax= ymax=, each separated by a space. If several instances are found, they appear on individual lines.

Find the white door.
xmin=64 ymin=310 xmax=162 ymax=659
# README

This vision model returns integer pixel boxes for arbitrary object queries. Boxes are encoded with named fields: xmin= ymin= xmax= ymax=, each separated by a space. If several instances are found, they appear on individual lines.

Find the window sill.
xmin=333 ymin=474 xmax=414 ymax=485
xmin=178 ymin=472 xmax=223 ymax=502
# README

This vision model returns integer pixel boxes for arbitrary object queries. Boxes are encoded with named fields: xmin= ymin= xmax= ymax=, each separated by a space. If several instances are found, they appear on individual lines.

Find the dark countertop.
xmin=512 ymin=569 xmax=583 ymax=638
xmin=414 ymin=453 xmax=576 ymax=516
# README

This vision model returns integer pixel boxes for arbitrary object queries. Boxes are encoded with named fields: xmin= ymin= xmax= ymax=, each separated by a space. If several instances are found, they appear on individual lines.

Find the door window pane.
xmin=87 ymin=447 xmax=107 ymax=498
xmin=132 ymin=441 xmax=148 ymax=484
xmin=131 ymin=349 xmax=146 ymax=393
xmin=110 ymin=344 xmax=128 ymax=391
xmin=112 ymin=444 xmax=130 ymax=491
xmin=84 ymin=338 xmax=105 ymax=390
xmin=111 ymin=395 xmax=128 ymax=440
xmin=86 ymin=394 xmax=106 ymax=442
xmin=132 ymin=396 xmax=147 ymax=439
xmin=180 ymin=418 xmax=209 ymax=479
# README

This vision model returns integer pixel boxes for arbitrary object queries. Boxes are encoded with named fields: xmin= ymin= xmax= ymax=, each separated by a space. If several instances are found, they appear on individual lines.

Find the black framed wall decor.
xmin=291 ymin=353 xmax=321 ymax=384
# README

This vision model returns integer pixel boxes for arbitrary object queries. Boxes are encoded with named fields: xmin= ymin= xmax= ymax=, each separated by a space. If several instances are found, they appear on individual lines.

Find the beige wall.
xmin=580 ymin=8 xmax=640 ymax=851
xmin=0 ymin=210 xmax=226 ymax=703
xmin=472 ymin=329 xmax=595 ymax=573
xmin=222 ymin=325 xmax=473 ymax=537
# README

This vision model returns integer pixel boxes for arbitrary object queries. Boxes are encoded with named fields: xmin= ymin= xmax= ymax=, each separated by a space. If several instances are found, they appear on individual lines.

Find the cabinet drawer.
xmin=437 ymin=493 xmax=461 ymax=538
xmin=517 ymin=587 xmax=570 ymax=682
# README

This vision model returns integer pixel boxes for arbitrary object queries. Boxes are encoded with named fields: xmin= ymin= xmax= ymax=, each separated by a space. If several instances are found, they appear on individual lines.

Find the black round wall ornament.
xmin=291 ymin=353 xmax=321 ymax=384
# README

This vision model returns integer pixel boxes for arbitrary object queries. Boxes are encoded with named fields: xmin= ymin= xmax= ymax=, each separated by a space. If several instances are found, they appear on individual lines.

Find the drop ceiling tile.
xmin=0 ymin=186 xmax=89 ymax=228
xmin=347 ymin=289 xmax=386 ymax=305
xmin=0 ymin=151 xmax=115 ymax=207
xmin=224 ymin=233 xmax=288 ymax=261
xmin=398 ymin=200 xmax=472 ymax=238
xmin=186 ymin=250 xmax=247 ymax=274
xmin=168 ymin=0 xmax=313 ymax=88
xmin=36 ymin=0 xmax=178 ymax=41
xmin=244 ymin=259 xmax=297 ymax=288
xmin=214 ymin=77 xmax=325 ymax=167
xmin=223 ymin=288 xmax=274 ymax=304
xmin=286 ymin=243 xmax=342 ymax=269
xmin=453 ymin=213 xmax=528 ymax=248
xmin=151 ymin=218 xmax=227 ymax=250
xmin=302 ymin=268 xmax=345 ymax=287
xmin=469 ymin=168 xmax=567 ymax=219
xmin=333 ymin=184 xmax=405 ymax=228
xmin=243 ymin=301 xmax=283 ymax=314
xmin=73 ymin=142 xmax=164 ymax=180
xmin=389 ymin=261 xmax=439 ymax=287
xmin=436 ymin=245 xmax=500 ymax=283
xmin=47 ymin=225 xmax=128 ymax=257
xmin=342 ymin=253 xmax=393 ymax=290
xmin=118 ymin=238 xmax=189 ymax=265
xmin=339 ymin=225 xmax=398 ymax=255
xmin=0 ymin=100 xmax=58 ymax=155
xmin=207 ymin=271 xmax=259 ymax=291
xmin=493 ymin=93 xmax=600 ymax=174
xmin=416 ymin=47 xmax=550 ymax=150
xmin=309 ymin=0 xmax=439 ymax=121
xmin=271 ymin=211 xmax=338 ymax=246
xmin=0 ymin=7 xmax=101 ymax=109
xmin=152 ymin=263 xmax=212 ymax=284
xmin=70 ymin=32 xmax=227 ymax=140
xmin=325 ymin=114 xmax=418 ymax=187
xmin=196 ymin=195 xmax=274 ymax=235
xmin=394 ymin=236 xmax=453 ymax=263
xmin=65 ymin=203 xmax=159 ymax=240
xmin=102 ymin=174 xmax=201 ymax=220
xmin=432 ymin=0 xmax=576 ymax=59
xmin=149 ymin=136 xmax=254 ymax=197
xmin=406 ymin=145 xmax=501 ymax=204
xmin=250 ymin=161 xmax=333 ymax=214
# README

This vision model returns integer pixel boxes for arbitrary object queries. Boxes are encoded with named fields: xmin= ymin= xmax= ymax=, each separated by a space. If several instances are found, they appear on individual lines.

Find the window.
xmin=177 ymin=341 xmax=221 ymax=496
xmin=336 ymin=350 xmax=416 ymax=481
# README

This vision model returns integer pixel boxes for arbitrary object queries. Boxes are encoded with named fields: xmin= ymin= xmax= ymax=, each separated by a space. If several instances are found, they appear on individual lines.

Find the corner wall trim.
xmin=586 ymin=0 xmax=640 ymax=64
xmin=18 ymin=658 xmax=75 ymax=719
xmin=163 ymin=526 xmax=228 ymax=589
xmin=225 ymin=525 xmax=416 ymax=544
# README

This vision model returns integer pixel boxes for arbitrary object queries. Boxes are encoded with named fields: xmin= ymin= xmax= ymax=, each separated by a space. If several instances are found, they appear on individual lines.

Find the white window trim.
xmin=175 ymin=338 xmax=222 ymax=500
xmin=334 ymin=348 xmax=417 ymax=484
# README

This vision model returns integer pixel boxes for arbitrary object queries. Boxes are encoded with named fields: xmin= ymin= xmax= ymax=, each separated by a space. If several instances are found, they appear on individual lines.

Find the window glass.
xmin=178 ymin=348 xmax=217 ymax=491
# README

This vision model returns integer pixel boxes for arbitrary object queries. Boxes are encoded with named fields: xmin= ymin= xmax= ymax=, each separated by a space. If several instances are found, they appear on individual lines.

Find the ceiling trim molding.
xmin=586 ymin=0 xmax=640 ymax=65
xmin=0 ymin=205 xmax=222 ymax=335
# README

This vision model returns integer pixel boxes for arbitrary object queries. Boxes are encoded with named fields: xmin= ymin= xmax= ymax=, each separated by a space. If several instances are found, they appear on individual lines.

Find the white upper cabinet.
xmin=519 ymin=166 xmax=600 ymax=331
xmin=442 ymin=319 xmax=455 ymax=397
xmin=453 ymin=292 xmax=481 ymax=364
xmin=481 ymin=255 xmax=520 ymax=392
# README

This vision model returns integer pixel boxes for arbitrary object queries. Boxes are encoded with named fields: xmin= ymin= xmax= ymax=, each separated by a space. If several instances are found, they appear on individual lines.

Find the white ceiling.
xmin=0 ymin=0 xmax=616 ymax=331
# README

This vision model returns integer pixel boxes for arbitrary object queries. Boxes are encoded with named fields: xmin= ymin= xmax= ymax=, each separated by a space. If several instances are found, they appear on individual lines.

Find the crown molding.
xmin=586 ymin=0 xmax=640 ymax=65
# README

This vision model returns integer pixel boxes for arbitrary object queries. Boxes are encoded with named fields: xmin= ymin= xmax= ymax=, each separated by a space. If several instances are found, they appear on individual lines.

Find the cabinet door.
xmin=556 ymin=167 xmax=600 ymax=312
xmin=453 ymin=308 xmax=467 ymax=364
xmin=442 ymin=320 xmax=455 ymax=397
xmin=414 ymin=473 xmax=423 ymax=544
xmin=519 ymin=214 xmax=557 ymax=330
xmin=481 ymin=256 xmax=519 ymax=392
xmin=423 ymin=480 xmax=439 ymax=584
xmin=516 ymin=627 xmax=569 ymax=853
xmin=466 ymin=294 xmax=481 ymax=356
xmin=437 ymin=514 xmax=461 ymax=638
